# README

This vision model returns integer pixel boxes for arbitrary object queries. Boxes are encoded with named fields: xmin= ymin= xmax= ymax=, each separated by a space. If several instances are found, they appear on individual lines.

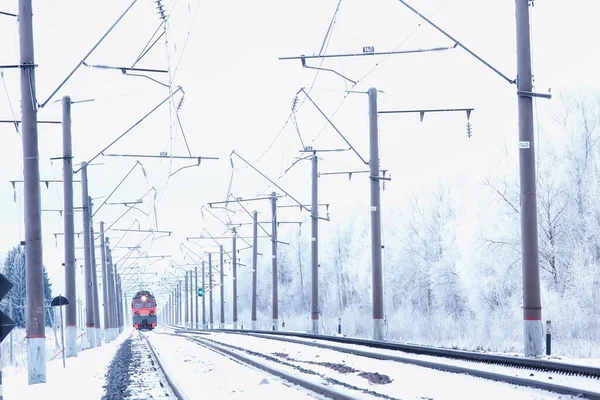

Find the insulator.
xmin=466 ymin=122 xmax=472 ymax=138
xmin=13 ymin=190 xmax=16 ymax=203
xmin=382 ymin=181 xmax=386 ymax=191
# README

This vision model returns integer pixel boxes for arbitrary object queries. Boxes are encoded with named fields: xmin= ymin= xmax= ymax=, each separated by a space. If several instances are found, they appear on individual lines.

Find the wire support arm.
xmin=74 ymin=87 xmax=183 ymax=173
xmin=91 ymin=161 xmax=142 ymax=218
xmin=299 ymin=88 xmax=368 ymax=165
xmin=230 ymin=150 xmax=312 ymax=213
xmin=279 ymin=45 xmax=456 ymax=61
xmin=39 ymin=0 xmax=139 ymax=107
xmin=395 ymin=0 xmax=515 ymax=85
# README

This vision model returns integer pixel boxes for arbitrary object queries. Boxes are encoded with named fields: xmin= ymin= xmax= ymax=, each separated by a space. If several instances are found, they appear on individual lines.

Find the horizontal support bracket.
xmin=517 ymin=90 xmax=552 ymax=100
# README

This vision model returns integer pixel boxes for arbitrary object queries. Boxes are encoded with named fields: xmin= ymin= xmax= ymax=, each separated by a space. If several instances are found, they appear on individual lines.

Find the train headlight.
xmin=141 ymin=295 xmax=147 ymax=301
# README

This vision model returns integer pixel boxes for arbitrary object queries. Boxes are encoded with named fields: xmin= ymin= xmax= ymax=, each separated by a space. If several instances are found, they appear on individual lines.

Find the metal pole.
xmin=516 ymin=0 xmax=543 ymax=357
xmin=209 ymin=254 xmax=213 ymax=329
xmin=311 ymin=153 xmax=320 ymax=334
xmin=368 ymin=87 xmax=385 ymax=341
xmin=89 ymin=197 xmax=102 ymax=346
xmin=19 ymin=0 xmax=47 ymax=384
xmin=251 ymin=211 xmax=258 ymax=330
xmin=202 ymin=261 xmax=207 ymax=329
xmin=189 ymin=269 xmax=193 ymax=329
xmin=107 ymin=245 xmax=116 ymax=340
xmin=9 ymin=299 xmax=13 ymax=364
xmin=60 ymin=305 xmax=65 ymax=368
xmin=61 ymin=95 xmax=77 ymax=358
xmin=271 ymin=192 xmax=279 ymax=331
xmin=117 ymin=276 xmax=124 ymax=333
xmin=100 ymin=222 xmax=110 ymax=342
xmin=195 ymin=266 xmax=199 ymax=329
xmin=233 ymin=228 xmax=238 ymax=329
xmin=185 ymin=271 xmax=189 ymax=328
xmin=220 ymin=246 xmax=225 ymax=329
xmin=80 ymin=163 xmax=96 ymax=348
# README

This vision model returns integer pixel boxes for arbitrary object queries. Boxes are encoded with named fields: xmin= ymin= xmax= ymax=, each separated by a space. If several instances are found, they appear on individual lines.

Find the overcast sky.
xmin=1 ymin=0 xmax=599 ymax=308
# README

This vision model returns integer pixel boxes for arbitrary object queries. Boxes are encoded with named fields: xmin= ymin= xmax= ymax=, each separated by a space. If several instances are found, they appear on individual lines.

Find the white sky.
xmin=1 ymin=0 xmax=599 ymax=307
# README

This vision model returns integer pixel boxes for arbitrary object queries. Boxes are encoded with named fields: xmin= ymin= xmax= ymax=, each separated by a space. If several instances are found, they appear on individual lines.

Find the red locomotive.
xmin=132 ymin=290 xmax=157 ymax=330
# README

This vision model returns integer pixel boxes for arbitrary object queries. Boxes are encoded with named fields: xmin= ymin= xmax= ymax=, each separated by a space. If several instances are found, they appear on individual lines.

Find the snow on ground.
xmin=2 ymin=328 xmax=130 ymax=400
xmin=144 ymin=327 xmax=327 ymax=399
xmin=205 ymin=332 xmax=600 ymax=393
xmin=190 ymin=331 xmax=585 ymax=400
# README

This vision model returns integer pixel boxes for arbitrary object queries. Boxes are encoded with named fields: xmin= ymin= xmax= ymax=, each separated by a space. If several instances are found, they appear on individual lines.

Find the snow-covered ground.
xmin=154 ymin=327 xmax=579 ymax=399
xmin=3 ymin=324 xmax=598 ymax=399
xmin=144 ymin=328 xmax=327 ymax=399
xmin=2 ymin=328 xmax=129 ymax=400
xmin=199 ymin=332 xmax=600 ymax=393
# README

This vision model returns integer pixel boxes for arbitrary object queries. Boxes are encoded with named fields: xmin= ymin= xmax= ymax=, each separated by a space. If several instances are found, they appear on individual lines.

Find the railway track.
xmin=102 ymin=330 xmax=181 ymax=399
xmin=174 ymin=327 xmax=600 ymax=399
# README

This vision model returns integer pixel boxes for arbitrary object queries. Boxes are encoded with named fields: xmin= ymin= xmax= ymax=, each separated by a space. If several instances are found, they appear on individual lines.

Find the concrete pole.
xmin=184 ymin=271 xmax=189 ymax=328
xmin=516 ymin=0 xmax=543 ymax=356
xmin=189 ymin=270 xmax=193 ymax=329
xmin=232 ymin=228 xmax=238 ymax=329
xmin=271 ymin=192 xmax=279 ymax=331
xmin=311 ymin=153 xmax=320 ymax=334
xmin=88 ymin=197 xmax=102 ymax=346
xmin=220 ymin=246 xmax=225 ymax=329
xmin=209 ymin=254 xmax=213 ymax=329
xmin=179 ymin=281 xmax=182 ymax=326
xmin=117 ymin=276 xmax=123 ymax=333
xmin=202 ymin=261 xmax=207 ymax=329
xmin=61 ymin=95 xmax=77 ymax=357
xmin=107 ymin=245 xmax=117 ymax=340
xmin=368 ymin=88 xmax=385 ymax=341
xmin=195 ymin=266 xmax=199 ymax=329
xmin=80 ymin=163 xmax=96 ymax=347
xmin=251 ymin=211 xmax=258 ymax=330
xmin=19 ymin=0 xmax=47 ymax=383
xmin=100 ymin=222 xmax=110 ymax=342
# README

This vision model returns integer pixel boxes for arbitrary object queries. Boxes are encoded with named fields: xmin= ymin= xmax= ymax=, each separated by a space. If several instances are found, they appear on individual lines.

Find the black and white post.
xmin=368 ymin=88 xmax=385 ymax=341
xmin=61 ymin=95 xmax=77 ymax=358
xmin=516 ymin=0 xmax=543 ymax=356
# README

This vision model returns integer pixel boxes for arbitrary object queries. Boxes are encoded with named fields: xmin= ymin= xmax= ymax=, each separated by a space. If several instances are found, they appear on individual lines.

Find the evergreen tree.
xmin=1 ymin=245 xmax=53 ymax=328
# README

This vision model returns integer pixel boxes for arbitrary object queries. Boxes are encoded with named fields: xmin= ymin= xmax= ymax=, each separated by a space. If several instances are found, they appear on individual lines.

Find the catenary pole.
xmin=368 ymin=88 xmax=385 ymax=341
xmin=185 ymin=271 xmax=189 ymax=328
xmin=89 ymin=197 xmax=102 ymax=346
xmin=251 ymin=211 xmax=258 ymax=330
xmin=209 ymin=253 xmax=213 ymax=328
xmin=195 ymin=266 xmax=199 ymax=329
xmin=232 ymin=228 xmax=238 ymax=329
xmin=80 ymin=163 xmax=96 ymax=347
xmin=311 ymin=153 xmax=320 ymax=334
xmin=516 ymin=0 xmax=543 ymax=356
xmin=61 ymin=95 xmax=77 ymax=357
xmin=107 ymin=243 xmax=117 ymax=339
xmin=19 ymin=0 xmax=47 ymax=384
xmin=189 ymin=269 xmax=193 ymax=328
xmin=220 ymin=246 xmax=225 ymax=329
xmin=100 ymin=222 xmax=110 ymax=342
xmin=271 ymin=192 xmax=279 ymax=331
xmin=202 ymin=261 xmax=207 ymax=329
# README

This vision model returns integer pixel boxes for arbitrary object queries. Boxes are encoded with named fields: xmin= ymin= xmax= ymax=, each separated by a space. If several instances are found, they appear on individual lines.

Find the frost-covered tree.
xmin=1 ymin=245 xmax=53 ymax=328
